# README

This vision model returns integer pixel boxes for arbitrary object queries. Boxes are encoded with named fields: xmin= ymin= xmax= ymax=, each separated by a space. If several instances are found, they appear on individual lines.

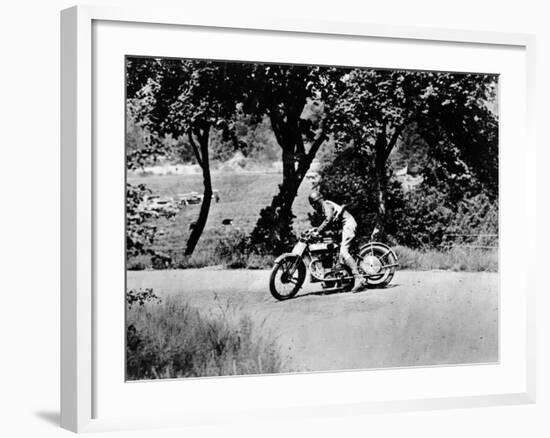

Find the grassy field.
xmin=128 ymin=171 xmax=497 ymax=272
xmin=128 ymin=171 xmax=314 ymax=269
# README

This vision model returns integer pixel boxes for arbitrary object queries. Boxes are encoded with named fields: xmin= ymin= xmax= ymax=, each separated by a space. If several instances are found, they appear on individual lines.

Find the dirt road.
xmin=127 ymin=269 xmax=498 ymax=372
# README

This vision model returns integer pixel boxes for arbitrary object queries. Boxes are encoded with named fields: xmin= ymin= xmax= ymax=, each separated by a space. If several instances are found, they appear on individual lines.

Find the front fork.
xmin=287 ymin=241 xmax=308 ymax=276
xmin=288 ymin=256 xmax=302 ymax=276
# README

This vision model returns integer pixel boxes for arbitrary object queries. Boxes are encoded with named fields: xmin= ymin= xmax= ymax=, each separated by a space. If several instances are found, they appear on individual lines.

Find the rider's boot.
xmin=344 ymin=256 xmax=366 ymax=293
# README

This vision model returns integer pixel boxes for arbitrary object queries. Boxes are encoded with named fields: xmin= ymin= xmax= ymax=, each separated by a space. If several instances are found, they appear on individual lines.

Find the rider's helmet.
xmin=308 ymin=191 xmax=323 ymax=207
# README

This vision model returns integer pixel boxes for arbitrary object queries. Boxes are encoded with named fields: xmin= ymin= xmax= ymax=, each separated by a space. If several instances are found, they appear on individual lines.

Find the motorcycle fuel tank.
xmin=309 ymin=237 xmax=336 ymax=252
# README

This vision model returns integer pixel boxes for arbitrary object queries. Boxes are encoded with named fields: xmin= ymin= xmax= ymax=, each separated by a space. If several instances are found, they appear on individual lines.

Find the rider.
xmin=308 ymin=191 xmax=366 ymax=293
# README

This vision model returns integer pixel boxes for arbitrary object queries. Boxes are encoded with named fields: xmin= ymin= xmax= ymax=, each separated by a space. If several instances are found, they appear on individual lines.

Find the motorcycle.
xmin=269 ymin=228 xmax=399 ymax=300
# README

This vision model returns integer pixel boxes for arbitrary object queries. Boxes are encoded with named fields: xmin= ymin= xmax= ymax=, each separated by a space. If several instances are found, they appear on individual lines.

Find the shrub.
xmin=126 ymin=183 xmax=178 ymax=264
xmin=316 ymin=146 xmax=498 ymax=251
xmin=126 ymin=288 xmax=161 ymax=308
xmin=169 ymin=228 xmax=275 ymax=270
xmin=127 ymin=258 xmax=147 ymax=271
xmin=248 ymin=190 xmax=297 ymax=256
xmin=213 ymin=228 xmax=250 ymax=267
xmin=395 ymin=188 xmax=498 ymax=249
xmin=126 ymin=296 xmax=285 ymax=379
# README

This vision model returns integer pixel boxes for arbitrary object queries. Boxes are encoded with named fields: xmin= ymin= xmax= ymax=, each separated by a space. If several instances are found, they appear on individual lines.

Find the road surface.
xmin=127 ymin=269 xmax=498 ymax=372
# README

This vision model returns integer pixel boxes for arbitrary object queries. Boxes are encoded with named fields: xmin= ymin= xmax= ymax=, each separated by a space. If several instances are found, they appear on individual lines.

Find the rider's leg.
xmin=340 ymin=221 xmax=356 ymax=272
xmin=342 ymin=254 xmax=360 ymax=276
xmin=341 ymin=221 xmax=366 ymax=292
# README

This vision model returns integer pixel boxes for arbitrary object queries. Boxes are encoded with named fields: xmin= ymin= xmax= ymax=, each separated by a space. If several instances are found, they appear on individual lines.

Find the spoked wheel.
xmin=359 ymin=244 xmax=398 ymax=288
xmin=269 ymin=255 xmax=306 ymax=300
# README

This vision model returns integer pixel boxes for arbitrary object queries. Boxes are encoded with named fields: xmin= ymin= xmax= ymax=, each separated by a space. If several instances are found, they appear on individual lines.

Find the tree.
xmin=314 ymin=146 xmax=406 ymax=242
xmin=233 ymin=64 xmax=347 ymax=254
xmin=127 ymin=58 xmax=241 ymax=256
xmin=328 ymin=69 xmax=498 ymax=233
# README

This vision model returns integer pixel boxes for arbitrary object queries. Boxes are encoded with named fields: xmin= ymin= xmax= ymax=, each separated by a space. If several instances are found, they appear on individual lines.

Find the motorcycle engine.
xmin=309 ymin=257 xmax=325 ymax=281
xmin=310 ymin=238 xmax=337 ymax=269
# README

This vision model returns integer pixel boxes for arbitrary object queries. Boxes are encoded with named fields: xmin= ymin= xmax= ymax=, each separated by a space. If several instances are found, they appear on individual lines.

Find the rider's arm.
xmin=317 ymin=201 xmax=334 ymax=233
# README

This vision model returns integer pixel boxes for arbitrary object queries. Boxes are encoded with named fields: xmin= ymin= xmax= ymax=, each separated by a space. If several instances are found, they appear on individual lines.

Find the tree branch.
xmin=268 ymin=108 xmax=285 ymax=149
xmin=197 ymin=123 xmax=210 ymax=146
xmin=307 ymin=127 xmax=327 ymax=161
xmin=295 ymin=127 xmax=306 ymax=157
xmin=296 ymin=126 xmax=327 ymax=179
xmin=375 ymin=119 xmax=388 ymax=153
xmin=187 ymin=130 xmax=203 ymax=168
xmin=383 ymin=124 xmax=403 ymax=161
xmin=198 ymin=125 xmax=210 ymax=168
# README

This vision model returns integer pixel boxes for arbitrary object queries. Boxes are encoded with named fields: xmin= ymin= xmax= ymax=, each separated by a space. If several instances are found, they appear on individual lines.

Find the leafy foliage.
xmin=323 ymin=69 xmax=498 ymax=231
xmin=127 ymin=58 xmax=499 ymax=263
xmin=126 ymin=183 xmax=177 ymax=265
xmin=127 ymin=58 xmax=245 ymax=154
xmin=319 ymin=150 xmax=498 ymax=250
xmin=126 ymin=288 xmax=162 ymax=308
xmin=127 ymin=57 xmax=248 ymax=255
xmin=395 ymin=188 xmax=498 ymax=249
xmin=316 ymin=69 xmax=498 ymax=248
xmin=249 ymin=188 xmax=299 ymax=254
xmin=315 ymin=147 xmax=406 ymax=242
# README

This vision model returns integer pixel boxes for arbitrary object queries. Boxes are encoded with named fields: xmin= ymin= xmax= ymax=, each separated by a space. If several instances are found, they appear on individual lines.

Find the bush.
xmin=213 ymin=228 xmax=251 ymax=268
xmin=126 ymin=296 xmax=285 ymax=379
xmin=127 ymin=258 xmax=147 ymax=271
xmin=248 ymin=189 xmax=298 ymax=256
xmin=395 ymin=189 xmax=498 ymax=249
xmin=126 ymin=183 xmax=177 ymax=263
xmin=316 ymin=146 xmax=498 ymax=251
xmin=126 ymin=288 xmax=162 ymax=308
xmin=170 ymin=228 xmax=275 ymax=270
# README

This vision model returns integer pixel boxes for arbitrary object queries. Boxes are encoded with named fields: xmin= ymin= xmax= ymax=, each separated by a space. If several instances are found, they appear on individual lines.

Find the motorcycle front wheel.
xmin=269 ymin=254 xmax=306 ymax=301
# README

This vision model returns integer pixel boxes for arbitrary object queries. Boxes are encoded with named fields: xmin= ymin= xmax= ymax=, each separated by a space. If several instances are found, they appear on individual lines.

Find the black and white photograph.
xmin=4 ymin=0 xmax=549 ymax=435
xmin=125 ymin=57 xmax=499 ymax=380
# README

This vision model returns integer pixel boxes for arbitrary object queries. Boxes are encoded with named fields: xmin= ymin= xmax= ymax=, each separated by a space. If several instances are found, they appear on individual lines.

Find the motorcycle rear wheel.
xmin=359 ymin=244 xmax=397 ymax=288
xmin=269 ymin=255 xmax=306 ymax=300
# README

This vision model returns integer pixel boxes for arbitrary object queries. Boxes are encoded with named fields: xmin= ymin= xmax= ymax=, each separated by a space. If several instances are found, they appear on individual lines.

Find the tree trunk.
xmin=277 ymin=148 xmax=303 ymax=226
xmin=250 ymin=103 xmax=325 ymax=254
xmin=373 ymin=130 xmax=389 ymax=234
xmin=185 ymin=128 xmax=212 ymax=256
xmin=251 ymin=141 xmax=322 ymax=254
xmin=373 ymin=164 xmax=387 ymax=234
xmin=373 ymin=124 xmax=403 ymax=235
xmin=250 ymin=149 xmax=304 ymax=254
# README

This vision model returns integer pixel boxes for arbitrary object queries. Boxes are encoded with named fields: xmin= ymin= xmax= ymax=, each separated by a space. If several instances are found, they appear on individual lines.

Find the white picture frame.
xmin=60 ymin=4 xmax=536 ymax=433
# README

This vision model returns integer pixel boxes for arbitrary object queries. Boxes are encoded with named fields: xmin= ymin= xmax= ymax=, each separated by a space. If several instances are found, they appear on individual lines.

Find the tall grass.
xmin=128 ymin=228 xmax=275 ymax=270
xmin=126 ymin=296 xmax=285 ymax=380
xmin=394 ymin=245 xmax=498 ymax=272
